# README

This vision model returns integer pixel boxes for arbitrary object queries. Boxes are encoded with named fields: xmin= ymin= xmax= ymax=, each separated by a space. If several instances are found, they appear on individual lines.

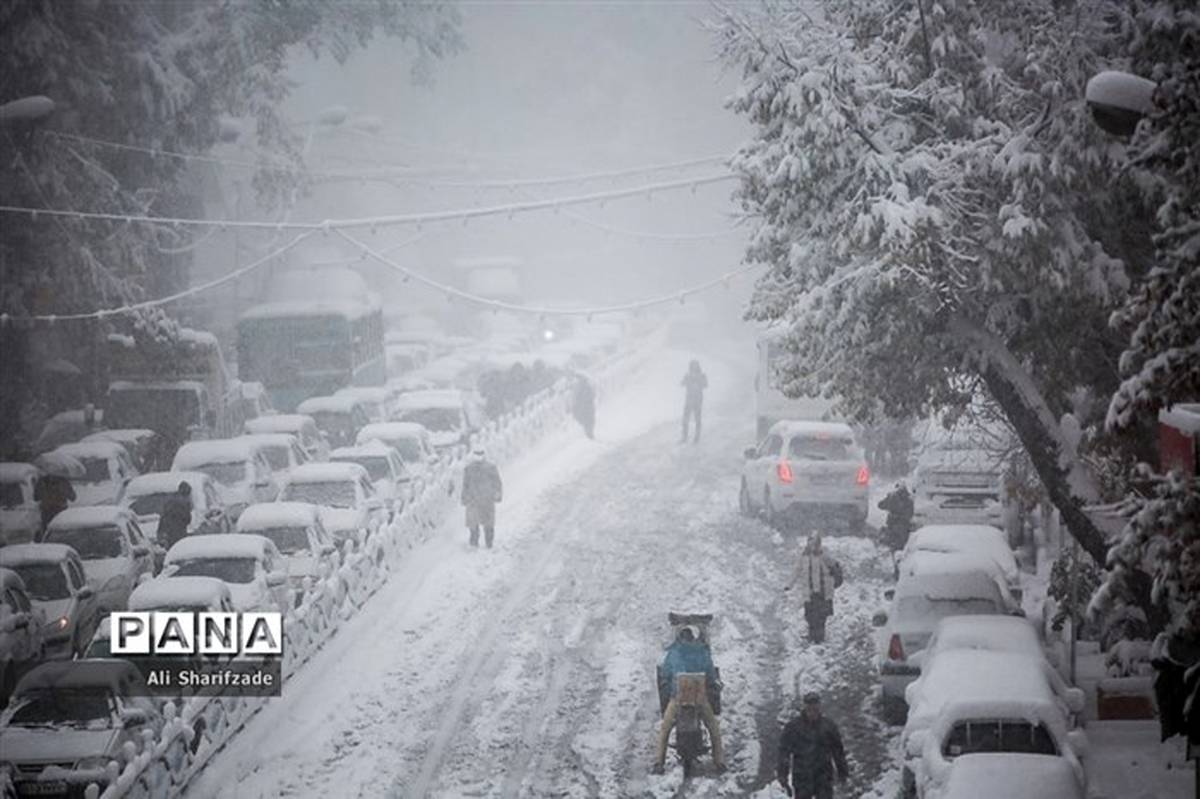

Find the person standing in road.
xmin=461 ymin=445 xmax=503 ymax=548
xmin=680 ymin=360 xmax=708 ymax=443
xmin=34 ymin=472 xmax=75 ymax=538
xmin=777 ymin=692 xmax=849 ymax=799
xmin=158 ymin=481 xmax=194 ymax=553
xmin=785 ymin=533 xmax=843 ymax=642
xmin=571 ymin=372 xmax=596 ymax=439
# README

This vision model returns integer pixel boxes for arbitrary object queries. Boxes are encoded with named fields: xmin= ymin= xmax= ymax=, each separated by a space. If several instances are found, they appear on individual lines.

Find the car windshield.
xmin=282 ymin=481 xmax=356 ymax=508
xmin=74 ymin=456 xmax=112 ymax=483
xmin=788 ymin=435 xmax=853 ymax=461
xmin=896 ymin=596 xmax=1001 ymax=619
xmin=196 ymin=462 xmax=246 ymax=486
xmin=312 ymin=413 xmax=353 ymax=436
xmin=12 ymin=563 xmax=69 ymax=600
xmin=127 ymin=492 xmax=172 ymax=517
xmin=44 ymin=526 xmax=123 ymax=560
xmin=260 ymin=445 xmax=291 ymax=471
xmin=9 ymin=688 xmax=115 ymax=728
xmin=389 ymin=439 xmax=422 ymax=462
xmin=171 ymin=557 xmax=257 ymax=583
xmin=0 ymin=480 xmax=25 ymax=508
xmin=332 ymin=456 xmax=390 ymax=482
xmin=944 ymin=720 xmax=1059 ymax=757
xmin=397 ymin=408 xmax=460 ymax=432
xmin=253 ymin=526 xmax=311 ymax=555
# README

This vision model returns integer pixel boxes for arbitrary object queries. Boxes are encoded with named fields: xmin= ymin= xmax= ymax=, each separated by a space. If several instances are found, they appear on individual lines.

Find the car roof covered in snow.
xmin=283 ymin=462 xmax=368 ymax=484
xmin=51 ymin=440 xmax=127 ymax=460
xmin=0 ymin=462 xmax=39 ymax=481
xmin=296 ymin=395 xmax=364 ymax=415
xmin=909 ymin=650 xmax=1061 ymax=725
xmin=244 ymin=414 xmax=317 ymax=435
xmin=239 ymin=298 xmax=378 ymax=321
xmin=14 ymin=659 xmax=145 ymax=695
xmin=0 ymin=543 xmax=78 ymax=567
xmin=237 ymin=502 xmax=319 ymax=531
xmin=129 ymin=576 xmax=231 ymax=610
xmin=173 ymin=439 xmax=255 ymax=468
xmin=82 ymin=429 xmax=156 ymax=445
xmin=331 ymin=442 xmax=398 ymax=460
xmin=165 ymin=533 xmax=271 ymax=562
xmin=769 ymin=420 xmax=856 ymax=439
xmin=928 ymin=615 xmax=1040 ymax=658
xmin=236 ymin=433 xmax=299 ymax=449
xmin=392 ymin=390 xmax=467 ymax=410
xmin=334 ymin=386 xmax=388 ymax=402
xmin=939 ymin=753 xmax=1082 ymax=799
xmin=46 ymin=505 xmax=133 ymax=530
xmin=356 ymin=422 xmax=428 ymax=442
xmin=123 ymin=471 xmax=210 ymax=497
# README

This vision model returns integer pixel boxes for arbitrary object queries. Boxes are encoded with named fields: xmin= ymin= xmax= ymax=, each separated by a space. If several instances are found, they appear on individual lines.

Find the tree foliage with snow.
xmin=710 ymin=0 xmax=1150 ymax=563
xmin=0 ymin=1 xmax=461 ymax=448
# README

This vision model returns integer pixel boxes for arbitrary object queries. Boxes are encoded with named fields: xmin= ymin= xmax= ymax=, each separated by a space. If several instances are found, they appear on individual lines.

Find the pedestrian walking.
xmin=571 ymin=373 xmax=596 ymax=439
xmin=33 ymin=473 xmax=75 ymax=539
xmin=680 ymin=360 xmax=708 ymax=443
xmin=461 ymin=445 xmax=503 ymax=548
xmin=777 ymin=692 xmax=849 ymax=799
xmin=158 ymin=481 xmax=194 ymax=553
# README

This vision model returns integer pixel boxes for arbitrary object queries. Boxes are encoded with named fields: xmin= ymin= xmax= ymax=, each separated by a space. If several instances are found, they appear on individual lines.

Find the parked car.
xmin=0 ymin=569 xmax=44 ymax=706
xmin=49 ymin=440 xmax=138 ymax=507
xmin=120 ymin=471 xmax=233 ymax=544
xmin=236 ymin=433 xmax=309 ymax=490
xmin=243 ymin=413 xmax=330 ymax=462
xmin=80 ymin=428 xmax=162 ymax=473
xmin=912 ymin=441 xmax=1005 ymax=527
xmin=41 ymin=507 xmax=155 ymax=612
xmin=901 ymin=524 xmax=1022 ymax=600
xmin=0 ymin=463 xmax=42 ymax=546
xmin=739 ymin=420 xmax=870 ymax=531
xmin=295 ymin=395 xmax=370 ymax=449
xmin=334 ymin=386 xmax=391 ymax=424
xmin=0 ymin=545 xmax=99 ymax=660
xmin=160 ymin=533 xmax=291 ymax=613
xmin=171 ymin=439 xmax=278 ymax=521
xmin=354 ymin=421 xmax=437 ymax=479
xmin=931 ymin=752 xmax=1085 ymax=799
xmin=0 ymin=660 xmax=164 ymax=796
xmin=235 ymin=502 xmax=338 ymax=603
xmin=330 ymin=442 xmax=413 ymax=513
xmin=31 ymin=407 xmax=103 ymax=455
xmin=874 ymin=559 xmax=1022 ymax=723
xmin=384 ymin=342 xmax=430 ymax=378
xmin=390 ymin=389 xmax=483 ymax=450
xmin=129 ymin=575 xmax=235 ymax=614
xmin=276 ymin=463 xmax=388 ymax=544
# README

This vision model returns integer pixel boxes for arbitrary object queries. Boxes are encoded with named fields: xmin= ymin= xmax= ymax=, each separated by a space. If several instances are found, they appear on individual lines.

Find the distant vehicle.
xmin=0 ymin=544 xmax=99 ymax=660
xmin=754 ymin=327 xmax=841 ymax=439
xmin=932 ymin=752 xmax=1085 ymax=799
xmin=41 ymin=507 xmax=155 ymax=611
xmin=296 ymin=395 xmax=371 ymax=450
xmin=276 ymin=462 xmax=388 ymax=544
xmin=235 ymin=502 xmax=338 ymax=600
xmin=120 ymin=471 xmax=233 ymax=543
xmin=0 ymin=568 xmax=45 ymax=704
xmin=171 ymin=439 xmax=278 ymax=520
xmin=129 ymin=575 xmax=235 ymax=614
xmin=334 ymin=386 xmax=391 ymax=424
xmin=911 ymin=440 xmax=1005 ymax=527
xmin=80 ymin=428 xmax=161 ymax=473
xmin=390 ymin=389 xmax=483 ymax=450
xmin=354 ymin=421 xmax=438 ymax=477
xmin=236 ymin=433 xmax=310 ymax=489
xmin=0 ymin=463 xmax=42 ymax=545
xmin=32 ymin=407 xmax=104 ymax=455
xmin=900 ymin=525 xmax=1021 ymax=601
xmin=384 ymin=342 xmax=430 ymax=378
xmin=160 ymin=533 xmax=291 ymax=613
xmin=49 ymin=440 xmax=138 ymax=507
xmin=739 ymin=420 xmax=870 ymax=532
xmin=0 ymin=660 xmax=165 ymax=796
xmin=244 ymin=413 xmax=330 ymax=462
xmin=329 ymin=443 xmax=413 ymax=514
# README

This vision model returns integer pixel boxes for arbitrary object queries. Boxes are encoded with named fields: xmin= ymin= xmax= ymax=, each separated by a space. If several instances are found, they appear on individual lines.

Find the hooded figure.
xmin=157 ymin=481 xmax=194 ymax=552
xmin=461 ymin=446 xmax=503 ymax=548
xmin=680 ymin=360 xmax=708 ymax=443
xmin=777 ymin=693 xmax=849 ymax=799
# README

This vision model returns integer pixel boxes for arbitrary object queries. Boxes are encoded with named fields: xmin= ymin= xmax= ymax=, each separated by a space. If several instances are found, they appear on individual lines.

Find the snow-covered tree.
xmin=710 ymin=0 xmax=1146 ymax=563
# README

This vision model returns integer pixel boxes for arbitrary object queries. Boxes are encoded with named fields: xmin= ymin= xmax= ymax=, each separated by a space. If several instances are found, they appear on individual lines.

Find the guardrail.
xmin=68 ymin=332 xmax=659 ymax=799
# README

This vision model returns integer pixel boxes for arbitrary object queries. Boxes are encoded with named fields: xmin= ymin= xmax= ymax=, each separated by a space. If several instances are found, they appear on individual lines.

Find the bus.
xmin=755 ymin=327 xmax=839 ymax=439
xmin=237 ymin=299 xmax=385 ymax=412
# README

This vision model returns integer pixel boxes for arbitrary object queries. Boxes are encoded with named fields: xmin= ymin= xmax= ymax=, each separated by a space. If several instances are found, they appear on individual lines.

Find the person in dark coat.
xmin=461 ymin=446 xmax=503 ymax=548
xmin=777 ymin=693 xmax=849 ymax=799
xmin=571 ymin=373 xmax=596 ymax=439
xmin=877 ymin=483 xmax=914 ymax=552
xmin=680 ymin=360 xmax=708 ymax=443
xmin=158 ymin=481 xmax=194 ymax=553
xmin=34 ymin=474 xmax=75 ymax=538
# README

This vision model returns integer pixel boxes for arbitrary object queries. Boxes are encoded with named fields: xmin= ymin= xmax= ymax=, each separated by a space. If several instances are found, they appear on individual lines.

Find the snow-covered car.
xmin=931 ymin=752 xmax=1085 ymax=799
xmin=0 ymin=660 xmax=163 ymax=797
xmin=236 ymin=433 xmax=310 ymax=492
xmin=160 ymin=534 xmax=291 ymax=613
xmin=0 ymin=544 xmax=99 ymax=660
xmin=31 ymin=408 xmax=103 ymax=455
xmin=385 ymin=342 xmax=430 ymax=378
xmin=171 ymin=439 xmax=278 ymax=521
xmin=0 ymin=568 xmax=45 ymax=704
xmin=42 ymin=507 xmax=155 ymax=612
xmin=129 ymin=575 xmax=235 ymax=614
xmin=907 ymin=652 xmax=1088 ymax=798
xmin=235 ymin=502 xmax=338 ymax=599
xmin=0 ymin=462 xmax=42 ymax=545
xmin=50 ymin=440 xmax=138 ymax=507
xmin=390 ymin=389 xmax=483 ymax=450
xmin=329 ymin=442 xmax=413 ymax=514
xmin=912 ymin=442 xmax=1005 ymax=527
xmin=739 ymin=420 xmax=870 ymax=531
xmin=120 ymin=470 xmax=232 ymax=544
xmin=80 ymin=428 xmax=162 ymax=473
xmin=244 ymin=413 xmax=330 ymax=462
xmin=900 ymin=524 xmax=1021 ymax=599
xmin=354 ymin=421 xmax=438 ymax=479
xmin=295 ymin=395 xmax=371 ymax=449
xmin=276 ymin=463 xmax=388 ymax=544
xmin=334 ymin=386 xmax=391 ymax=424
xmin=873 ymin=558 xmax=1021 ymax=723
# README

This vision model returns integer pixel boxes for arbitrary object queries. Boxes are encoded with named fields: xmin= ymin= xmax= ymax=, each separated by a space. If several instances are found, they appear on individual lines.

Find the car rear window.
xmin=788 ymin=435 xmax=853 ymax=460
xmin=944 ymin=719 xmax=1059 ymax=757
xmin=252 ymin=526 xmax=311 ymax=555
xmin=896 ymin=596 xmax=1001 ymax=620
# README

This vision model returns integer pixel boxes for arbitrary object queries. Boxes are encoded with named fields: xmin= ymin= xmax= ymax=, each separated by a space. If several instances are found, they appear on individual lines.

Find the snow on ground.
xmin=187 ymin=343 xmax=897 ymax=799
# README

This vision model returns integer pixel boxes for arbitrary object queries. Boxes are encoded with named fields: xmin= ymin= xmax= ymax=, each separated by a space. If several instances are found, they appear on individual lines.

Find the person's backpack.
xmin=829 ymin=558 xmax=844 ymax=589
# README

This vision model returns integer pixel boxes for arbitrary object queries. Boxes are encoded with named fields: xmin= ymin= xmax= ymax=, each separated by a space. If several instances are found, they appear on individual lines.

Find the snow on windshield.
xmin=254 ymin=526 xmax=311 ymax=555
xmin=198 ymin=462 xmax=247 ymax=486
xmin=282 ymin=480 xmax=356 ymax=508
xmin=897 ymin=596 xmax=1001 ymax=620
xmin=398 ymin=408 xmax=460 ymax=432
xmin=172 ymin=557 xmax=256 ymax=583
xmin=331 ymin=456 xmax=390 ymax=482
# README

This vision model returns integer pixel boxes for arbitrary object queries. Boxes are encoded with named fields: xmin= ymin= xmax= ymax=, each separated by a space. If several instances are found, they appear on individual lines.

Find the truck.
xmin=754 ymin=327 xmax=840 ymax=439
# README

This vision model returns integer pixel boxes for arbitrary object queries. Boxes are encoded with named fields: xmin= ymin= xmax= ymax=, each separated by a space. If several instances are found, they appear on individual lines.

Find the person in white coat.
xmin=786 ymin=534 xmax=842 ymax=642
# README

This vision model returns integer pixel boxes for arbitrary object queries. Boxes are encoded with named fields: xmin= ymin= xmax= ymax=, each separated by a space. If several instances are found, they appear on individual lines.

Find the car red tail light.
xmin=856 ymin=464 xmax=870 ymax=485
xmin=888 ymin=634 xmax=905 ymax=661
xmin=777 ymin=460 xmax=794 ymax=484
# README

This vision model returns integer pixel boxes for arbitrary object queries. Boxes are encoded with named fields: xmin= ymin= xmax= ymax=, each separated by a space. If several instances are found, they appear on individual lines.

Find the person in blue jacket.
xmin=652 ymin=625 xmax=725 ymax=773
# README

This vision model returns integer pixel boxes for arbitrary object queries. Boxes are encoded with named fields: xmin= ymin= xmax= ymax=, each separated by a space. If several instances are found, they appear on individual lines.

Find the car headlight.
xmin=45 ymin=615 xmax=71 ymax=634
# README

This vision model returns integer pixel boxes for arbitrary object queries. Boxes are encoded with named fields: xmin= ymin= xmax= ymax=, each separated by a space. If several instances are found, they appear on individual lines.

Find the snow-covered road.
xmin=187 ymin=348 xmax=899 ymax=799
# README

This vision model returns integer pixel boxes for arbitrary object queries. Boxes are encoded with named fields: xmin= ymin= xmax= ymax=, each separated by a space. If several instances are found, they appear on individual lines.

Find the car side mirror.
xmin=743 ymin=447 xmax=757 ymax=459
xmin=321 ymin=544 xmax=336 ymax=556
xmin=872 ymin=611 xmax=888 ymax=627
xmin=75 ymin=586 xmax=94 ymax=601
xmin=206 ymin=507 xmax=223 ymax=519
xmin=266 ymin=570 xmax=288 ymax=587
xmin=121 ymin=708 xmax=149 ymax=728
xmin=132 ymin=544 xmax=150 ymax=557
xmin=883 ymin=589 xmax=895 ymax=601
xmin=1011 ymin=607 xmax=1027 ymax=618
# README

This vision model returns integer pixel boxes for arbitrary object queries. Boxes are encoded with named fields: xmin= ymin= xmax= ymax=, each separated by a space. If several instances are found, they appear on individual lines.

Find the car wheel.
xmin=738 ymin=479 xmax=754 ymax=517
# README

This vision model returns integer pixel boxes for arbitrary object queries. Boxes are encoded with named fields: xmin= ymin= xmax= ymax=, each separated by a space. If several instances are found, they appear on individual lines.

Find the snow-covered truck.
xmin=102 ymin=328 xmax=244 ymax=444
xmin=754 ymin=327 xmax=840 ymax=439
xmin=1159 ymin=402 xmax=1199 ymax=478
